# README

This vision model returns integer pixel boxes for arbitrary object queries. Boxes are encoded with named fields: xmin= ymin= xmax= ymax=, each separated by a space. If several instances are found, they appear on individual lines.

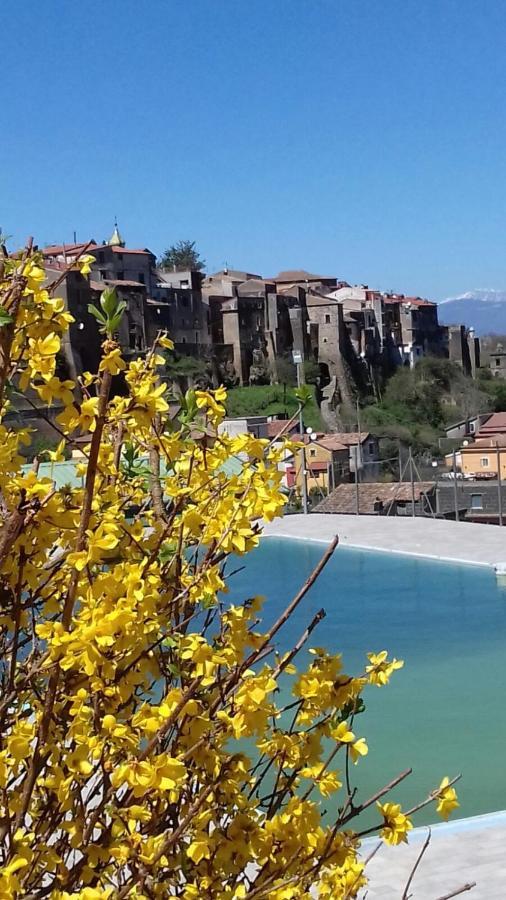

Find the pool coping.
xmin=262 ymin=530 xmax=494 ymax=569
xmin=262 ymin=514 xmax=506 ymax=571
xmin=361 ymin=807 xmax=506 ymax=846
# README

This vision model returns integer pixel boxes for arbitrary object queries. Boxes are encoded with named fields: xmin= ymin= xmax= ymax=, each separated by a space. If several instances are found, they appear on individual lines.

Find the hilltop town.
xmin=39 ymin=225 xmax=480 ymax=423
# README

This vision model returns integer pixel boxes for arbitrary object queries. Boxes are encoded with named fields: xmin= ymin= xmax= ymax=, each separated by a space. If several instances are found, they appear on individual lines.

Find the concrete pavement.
xmin=262 ymin=513 xmax=506 ymax=568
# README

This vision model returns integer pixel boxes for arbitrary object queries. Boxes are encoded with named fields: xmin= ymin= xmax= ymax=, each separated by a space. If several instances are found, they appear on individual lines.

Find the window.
xmin=98 ymin=251 xmax=105 ymax=263
xmin=180 ymin=295 xmax=189 ymax=308
xmin=117 ymin=253 xmax=123 ymax=262
xmin=480 ymin=457 xmax=490 ymax=468
xmin=469 ymin=422 xmax=475 ymax=433
xmin=99 ymin=270 xmax=107 ymax=280
xmin=496 ymin=358 xmax=501 ymax=366
xmin=309 ymin=448 xmax=316 ymax=457
xmin=470 ymin=493 xmax=483 ymax=510
xmin=368 ymin=441 xmax=375 ymax=454
xmin=325 ymin=314 xmax=331 ymax=324
xmin=117 ymin=271 xmax=124 ymax=280
xmin=180 ymin=279 xmax=189 ymax=289
xmin=138 ymin=272 xmax=145 ymax=284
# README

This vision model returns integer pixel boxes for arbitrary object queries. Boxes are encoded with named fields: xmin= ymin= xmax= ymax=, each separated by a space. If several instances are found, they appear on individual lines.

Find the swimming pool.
xmin=227 ymin=537 xmax=506 ymax=824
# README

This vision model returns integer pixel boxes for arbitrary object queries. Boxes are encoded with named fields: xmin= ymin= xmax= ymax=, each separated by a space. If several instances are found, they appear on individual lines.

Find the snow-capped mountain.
xmin=438 ymin=289 xmax=506 ymax=336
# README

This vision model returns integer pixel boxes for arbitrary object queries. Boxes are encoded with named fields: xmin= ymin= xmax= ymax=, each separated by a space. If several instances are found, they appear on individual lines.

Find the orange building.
xmin=457 ymin=435 xmax=506 ymax=478
xmin=287 ymin=434 xmax=350 ymax=495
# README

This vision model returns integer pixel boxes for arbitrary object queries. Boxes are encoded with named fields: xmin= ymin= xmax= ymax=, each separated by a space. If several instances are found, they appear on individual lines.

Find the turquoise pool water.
xmin=227 ymin=537 xmax=506 ymax=824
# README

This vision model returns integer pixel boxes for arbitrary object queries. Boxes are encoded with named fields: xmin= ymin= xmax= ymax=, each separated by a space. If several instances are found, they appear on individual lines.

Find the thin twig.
xmin=402 ymin=828 xmax=431 ymax=899
xmin=434 ymin=883 xmax=476 ymax=900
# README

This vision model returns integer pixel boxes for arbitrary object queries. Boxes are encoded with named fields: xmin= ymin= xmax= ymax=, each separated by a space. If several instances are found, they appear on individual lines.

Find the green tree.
xmin=159 ymin=239 xmax=206 ymax=272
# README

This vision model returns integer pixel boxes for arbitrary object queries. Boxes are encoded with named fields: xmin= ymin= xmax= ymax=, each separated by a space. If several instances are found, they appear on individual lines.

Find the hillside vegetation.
xmin=362 ymin=357 xmax=503 ymax=453
xmin=225 ymin=384 xmax=324 ymax=431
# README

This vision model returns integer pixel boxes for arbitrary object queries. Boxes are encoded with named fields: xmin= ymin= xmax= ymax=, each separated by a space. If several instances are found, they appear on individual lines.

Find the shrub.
xmin=0 ymin=247 xmax=460 ymax=898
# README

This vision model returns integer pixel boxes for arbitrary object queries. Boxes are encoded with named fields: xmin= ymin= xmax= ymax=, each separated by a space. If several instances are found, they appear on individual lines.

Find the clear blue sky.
xmin=3 ymin=0 xmax=506 ymax=299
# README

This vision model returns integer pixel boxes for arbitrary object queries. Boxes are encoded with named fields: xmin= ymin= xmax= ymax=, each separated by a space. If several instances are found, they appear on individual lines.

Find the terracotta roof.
xmin=464 ymin=435 xmax=506 ymax=448
xmin=331 ymin=431 xmax=371 ymax=447
xmin=42 ymin=242 xmax=153 ymax=257
xmin=315 ymin=482 xmax=435 ymax=514
xmin=271 ymin=270 xmax=336 ymax=283
xmin=313 ymin=435 xmax=349 ymax=452
xmin=108 ymin=246 xmax=153 ymax=256
xmin=42 ymin=242 xmax=97 ymax=256
xmin=267 ymin=420 xmax=300 ymax=438
xmin=383 ymin=295 xmax=435 ymax=307
xmin=477 ymin=413 xmax=506 ymax=436
xmin=206 ymin=270 xmax=262 ymax=281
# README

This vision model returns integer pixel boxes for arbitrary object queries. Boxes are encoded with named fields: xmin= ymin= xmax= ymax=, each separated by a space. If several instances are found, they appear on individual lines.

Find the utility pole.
xmin=294 ymin=353 xmax=308 ymax=515
xmin=497 ymin=443 xmax=503 ymax=526
xmin=409 ymin=448 xmax=415 ymax=517
xmin=355 ymin=399 xmax=362 ymax=515
xmin=452 ymin=449 xmax=459 ymax=522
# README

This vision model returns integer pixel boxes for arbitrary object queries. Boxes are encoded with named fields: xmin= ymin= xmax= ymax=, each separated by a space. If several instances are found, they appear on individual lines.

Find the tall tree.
xmin=159 ymin=239 xmax=206 ymax=272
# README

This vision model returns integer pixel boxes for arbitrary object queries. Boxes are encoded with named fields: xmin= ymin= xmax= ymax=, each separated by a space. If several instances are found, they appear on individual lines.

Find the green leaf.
xmin=294 ymin=385 xmax=313 ymax=406
xmin=100 ymin=288 xmax=118 ymax=317
xmin=0 ymin=307 xmax=13 ymax=327
xmin=88 ymin=304 xmax=107 ymax=324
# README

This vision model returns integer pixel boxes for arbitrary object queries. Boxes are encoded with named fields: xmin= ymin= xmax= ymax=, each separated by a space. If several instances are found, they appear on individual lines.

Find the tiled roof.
xmin=267 ymin=420 xmax=300 ymax=438
xmin=104 ymin=279 xmax=145 ymax=288
xmin=305 ymin=431 xmax=371 ymax=447
xmin=109 ymin=246 xmax=153 ymax=256
xmin=315 ymin=482 xmax=435 ymax=514
xmin=42 ymin=242 xmax=97 ymax=256
xmin=464 ymin=434 xmax=506 ymax=448
xmin=206 ymin=270 xmax=262 ymax=281
xmin=383 ymin=295 xmax=435 ymax=307
xmin=271 ymin=269 xmax=335 ymax=282
xmin=477 ymin=412 xmax=506 ymax=436
xmin=313 ymin=435 xmax=349 ymax=452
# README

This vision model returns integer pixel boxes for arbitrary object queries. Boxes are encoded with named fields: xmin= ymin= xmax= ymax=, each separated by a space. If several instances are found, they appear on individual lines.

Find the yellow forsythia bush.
xmin=0 ymin=246 xmax=459 ymax=898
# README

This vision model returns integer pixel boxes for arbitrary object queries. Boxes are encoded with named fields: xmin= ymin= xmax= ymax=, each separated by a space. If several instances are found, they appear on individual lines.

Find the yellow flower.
xmin=377 ymin=801 xmax=413 ymax=845
xmin=47 ymin=439 xmax=66 ymax=463
xmin=436 ymin=777 xmax=459 ymax=820
xmin=78 ymin=254 xmax=96 ymax=277
xmin=99 ymin=347 xmax=126 ymax=375
xmin=159 ymin=333 xmax=174 ymax=350
xmin=34 ymin=375 xmax=74 ymax=407
xmin=350 ymin=737 xmax=368 ymax=764
xmin=366 ymin=650 xmax=404 ymax=686
xmin=186 ymin=835 xmax=211 ymax=863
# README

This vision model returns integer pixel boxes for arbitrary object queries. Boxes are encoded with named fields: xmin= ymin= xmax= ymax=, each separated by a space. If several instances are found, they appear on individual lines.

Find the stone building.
xmin=147 ymin=269 xmax=208 ymax=352
xmin=445 ymin=324 xmax=480 ymax=376
xmin=204 ymin=273 xmax=309 ymax=385
xmin=489 ymin=348 xmax=506 ymax=379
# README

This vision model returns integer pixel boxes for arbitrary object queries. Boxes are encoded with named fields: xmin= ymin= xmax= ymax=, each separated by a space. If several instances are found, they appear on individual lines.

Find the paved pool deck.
xmin=263 ymin=514 xmax=506 ymax=897
xmin=262 ymin=513 xmax=506 ymax=569
xmin=360 ymin=811 xmax=506 ymax=899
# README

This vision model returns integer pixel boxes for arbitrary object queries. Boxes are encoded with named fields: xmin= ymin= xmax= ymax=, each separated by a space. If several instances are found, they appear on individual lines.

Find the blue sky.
xmin=3 ymin=0 xmax=506 ymax=298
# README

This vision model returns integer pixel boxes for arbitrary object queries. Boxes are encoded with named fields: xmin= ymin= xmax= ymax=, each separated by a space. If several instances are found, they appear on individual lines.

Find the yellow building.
xmin=288 ymin=435 xmax=350 ymax=495
xmin=455 ymin=436 xmax=506 ymax=478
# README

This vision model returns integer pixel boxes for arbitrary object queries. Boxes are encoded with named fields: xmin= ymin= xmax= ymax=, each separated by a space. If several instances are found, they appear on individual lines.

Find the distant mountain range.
xmin=438 ymin=290 xmax=506 ymax=336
